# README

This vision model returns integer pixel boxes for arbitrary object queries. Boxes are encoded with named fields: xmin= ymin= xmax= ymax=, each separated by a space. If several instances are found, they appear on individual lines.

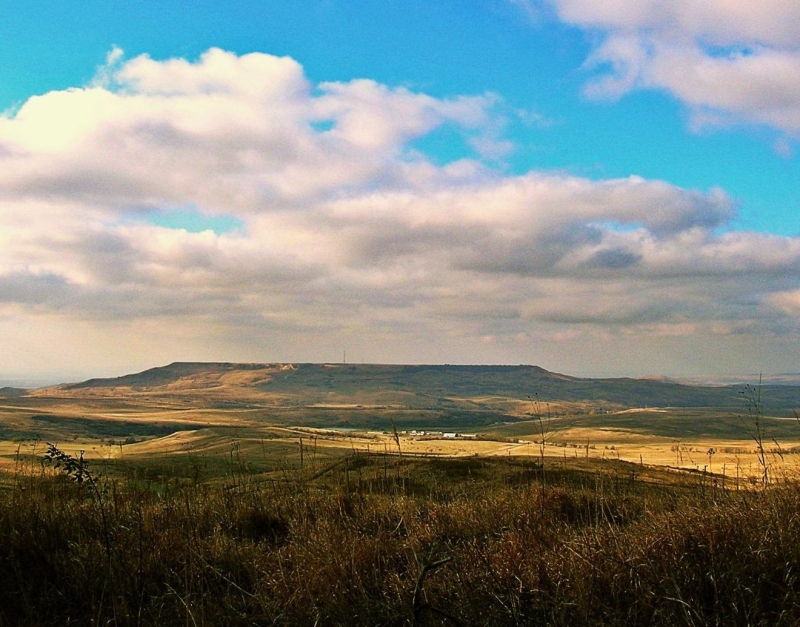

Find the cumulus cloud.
xmin=1 ymin=48 xmax=799 ymax=376
xmin=541 ymin=0 xmax=800 ymax=137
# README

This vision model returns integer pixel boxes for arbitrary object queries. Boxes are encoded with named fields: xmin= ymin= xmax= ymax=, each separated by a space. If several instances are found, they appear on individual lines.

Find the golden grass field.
xmin=2 ymin=362 xmax=798 ymax=484
xmin=4 ymin=364 xmax=800 ymax=626
xmin=2 ymin=401 xmax=797 ymax=485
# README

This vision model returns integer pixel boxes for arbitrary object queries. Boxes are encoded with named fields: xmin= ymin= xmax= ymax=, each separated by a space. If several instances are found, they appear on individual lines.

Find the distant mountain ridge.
xmin=39 ymin=362 xmax=800 ymax=413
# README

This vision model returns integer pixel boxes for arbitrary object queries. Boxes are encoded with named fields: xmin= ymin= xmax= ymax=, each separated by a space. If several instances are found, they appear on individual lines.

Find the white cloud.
xmin=554 ymin=0 xmax=800 ymax=46
xmin=767 ymin=289 xmax=800 ymax=316
xmin=544 ymin=0 xmax=800 ymax=137
xmin=1 ymin=48 xmax=799 ymax=377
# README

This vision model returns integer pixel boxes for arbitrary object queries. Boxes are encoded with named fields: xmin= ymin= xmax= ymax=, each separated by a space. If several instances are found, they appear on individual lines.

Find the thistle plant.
xmin=44 ymin=443 xmax=95 ymax=484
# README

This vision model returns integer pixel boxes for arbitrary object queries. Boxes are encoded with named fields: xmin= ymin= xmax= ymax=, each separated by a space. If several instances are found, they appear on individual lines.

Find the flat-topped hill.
xmin=30 ymin=362 xmax=800 ymax=413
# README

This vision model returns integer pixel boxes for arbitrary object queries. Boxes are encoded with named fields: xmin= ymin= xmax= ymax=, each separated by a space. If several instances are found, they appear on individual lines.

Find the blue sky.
xmin=2 ymin=0 xmax=795 ymax=234
xmin=0 ymin=1 xmax=798 ymax=381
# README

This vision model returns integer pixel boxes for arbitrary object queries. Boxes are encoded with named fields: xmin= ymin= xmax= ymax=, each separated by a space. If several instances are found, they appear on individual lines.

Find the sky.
xmin=0 ymin=0 xmax=799 ymax=383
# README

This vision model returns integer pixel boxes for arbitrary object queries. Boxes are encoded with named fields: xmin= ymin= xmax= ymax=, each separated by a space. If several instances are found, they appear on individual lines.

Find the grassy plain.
xmin=3 ymin=440 xmax=800 ymax=625
xmin=2 ymin=361 xmax=799 ymax=482
xmin=1 ymin=362 xmax=800 ymax=624
xmin=3 ymin=402 xmax=800 ymax=485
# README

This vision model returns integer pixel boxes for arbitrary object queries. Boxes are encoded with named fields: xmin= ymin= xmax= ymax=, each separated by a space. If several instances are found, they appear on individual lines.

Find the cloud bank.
xmin=1 ymin=48 xmax=798 ymax=376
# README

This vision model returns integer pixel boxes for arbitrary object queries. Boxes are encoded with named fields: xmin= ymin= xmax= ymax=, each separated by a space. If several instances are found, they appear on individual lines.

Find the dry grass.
xmin=1 ymin=450 xmax=800 ymax=626
xmin=6 ymin=419 xmax=800 ymax=486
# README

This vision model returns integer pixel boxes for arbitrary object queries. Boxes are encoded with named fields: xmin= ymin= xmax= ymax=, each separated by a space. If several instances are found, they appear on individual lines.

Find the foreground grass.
xmin=1 ymin=454 xmax=800 ymax=626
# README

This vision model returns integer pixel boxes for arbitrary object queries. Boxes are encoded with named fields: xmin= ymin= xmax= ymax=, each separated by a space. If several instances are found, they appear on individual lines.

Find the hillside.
xmin=4 ymin=361 xmax=800 ymax=487
xmin=34 ymin=362 xmax=800 ymax=414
